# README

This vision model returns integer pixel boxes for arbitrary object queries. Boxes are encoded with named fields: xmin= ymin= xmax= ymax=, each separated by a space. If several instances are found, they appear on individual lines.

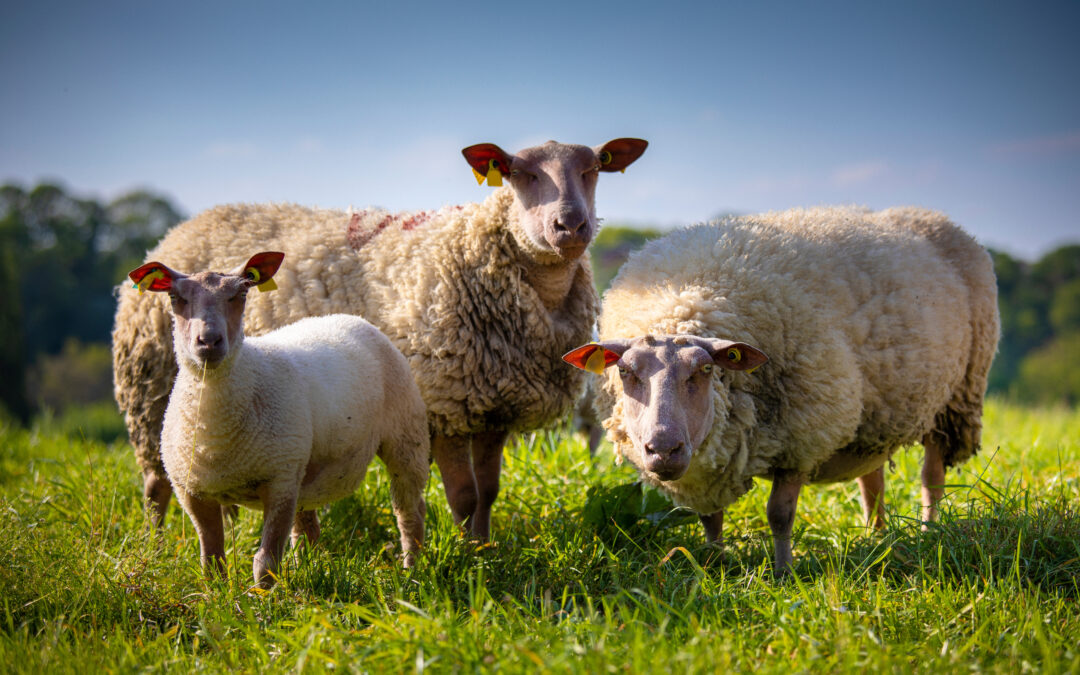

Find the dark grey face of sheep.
xmin=462 ymin=139 xmax=648 ymax=261
xmin=564 ymin=335 xmax=768 ymax=481
xmin=127 ymin=252 xmax=285 ymax=370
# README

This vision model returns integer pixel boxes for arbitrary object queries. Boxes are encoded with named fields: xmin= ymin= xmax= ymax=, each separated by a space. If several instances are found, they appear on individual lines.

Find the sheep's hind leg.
xmin=432 ymin=433 xmax=478 ymax=531
xmin=469 ymin=429 xmax=508 ymax=542
xmin=766 ymin=471 xmax=803 ymax=577
xmin=379 ymin=436 xmax=429 ymax=568
xmin=855 ymin=466 xmax=887 ymax=530
xmin=253 ymin=485 xmax=299 ymax=589
xmin=173 ymin=488 xmax=225 ymax=578
xmin=921 ymin=432 xmax=947 ymax=526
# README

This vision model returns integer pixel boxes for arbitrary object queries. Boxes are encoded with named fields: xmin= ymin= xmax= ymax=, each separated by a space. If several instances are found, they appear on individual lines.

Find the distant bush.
xmin=33 ymin=400 xmax=127 ymax=445
xmin=27 ymin=338 xmax=113 ymax=412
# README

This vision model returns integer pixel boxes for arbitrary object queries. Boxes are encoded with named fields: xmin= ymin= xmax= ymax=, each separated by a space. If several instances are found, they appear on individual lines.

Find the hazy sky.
xmin=2 ymin=1 xmax=1077 ymax=259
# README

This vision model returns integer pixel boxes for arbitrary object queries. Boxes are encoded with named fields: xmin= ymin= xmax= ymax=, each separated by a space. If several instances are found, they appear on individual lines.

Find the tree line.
xmin=1 ymin=183 xmax=1077 ymax=424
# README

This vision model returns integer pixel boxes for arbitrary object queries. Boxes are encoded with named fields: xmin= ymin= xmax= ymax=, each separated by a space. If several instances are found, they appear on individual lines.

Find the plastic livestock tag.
xmin=486 ymin=159 xmax=503 ymax=187
xmin=473 ymin=167 xmax=487 ymax=185
xmin=135 ymin=268 xmax=165 ymax=294
xmin=245 ymin=267 xmax=278 ymax=293
xmin=584 ymin=346 xmax=608 ymax=374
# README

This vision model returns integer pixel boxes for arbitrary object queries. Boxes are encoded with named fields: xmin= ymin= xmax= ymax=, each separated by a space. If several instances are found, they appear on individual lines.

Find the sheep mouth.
xmin=193 ymin=345 xmax=228 ymax=367
xmin=646 ymin=461 xmax=690 ymax=482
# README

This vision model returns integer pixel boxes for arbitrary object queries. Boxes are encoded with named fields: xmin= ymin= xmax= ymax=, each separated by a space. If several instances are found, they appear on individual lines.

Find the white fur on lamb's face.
xmin=614 ymin=338 xmax=719 ymax=481
xmin=508 ymin=142 xmax=601 ymax=261
xmin=169 ymin=272 xmax=249 ymax=370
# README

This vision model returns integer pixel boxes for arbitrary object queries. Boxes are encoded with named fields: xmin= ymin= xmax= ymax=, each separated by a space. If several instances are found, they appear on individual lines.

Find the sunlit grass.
xmin=0 ymin=396 xmax=1077 ymax=672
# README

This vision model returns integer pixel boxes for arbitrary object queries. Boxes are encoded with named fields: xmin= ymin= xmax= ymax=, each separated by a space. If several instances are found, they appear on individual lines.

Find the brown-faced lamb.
xmin=128 ymin=252 xmax=429 ymax=587
xmin=563 ymin=206 xmax=999 ymax=573
xmin=113 ymin=138 xmax=648 ymax=540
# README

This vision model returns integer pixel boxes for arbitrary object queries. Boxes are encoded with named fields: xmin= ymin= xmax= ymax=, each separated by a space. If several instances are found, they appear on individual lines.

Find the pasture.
xmin=0 ymin=398 xmax=1077 ymax=673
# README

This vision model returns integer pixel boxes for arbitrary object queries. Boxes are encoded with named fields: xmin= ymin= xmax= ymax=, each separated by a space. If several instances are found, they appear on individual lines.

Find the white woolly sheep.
xmin=113 ymin=138 xmax=647 ymax=540
xmin=128 ymin=252 xmax=429 ymax=587
xmin=564 ymin=206 xmax=999 ymax=573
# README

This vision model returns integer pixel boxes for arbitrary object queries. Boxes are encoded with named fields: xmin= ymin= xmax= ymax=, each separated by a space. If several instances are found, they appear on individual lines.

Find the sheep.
xmin=563 ymin=206 xmax=1000 ymax=573
xmin=112 ymin=138 xmax=647 ymax=540
xmin=127 ymin=251 xmax=429 ymax=587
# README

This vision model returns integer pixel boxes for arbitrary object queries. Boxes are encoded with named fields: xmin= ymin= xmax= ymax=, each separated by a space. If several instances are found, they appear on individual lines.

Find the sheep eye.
xmin=618 ymin=367 xmax=630 ymax=378
xmin=510 ymin=169 xmax=520 ymax=177
xmin=701 ymin=364 xmax=714 ymax=375
xmin=168 ymin=292 xmax=185 ymax=305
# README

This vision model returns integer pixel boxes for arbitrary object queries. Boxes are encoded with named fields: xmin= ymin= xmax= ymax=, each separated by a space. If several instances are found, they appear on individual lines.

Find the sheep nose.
xmin=554 ymin=217 xmax=587 ymax=234
xmin=197 ymin=331 xmax=223 ymax=348
xmin=644 ymin=439 xmax=685 ymax=460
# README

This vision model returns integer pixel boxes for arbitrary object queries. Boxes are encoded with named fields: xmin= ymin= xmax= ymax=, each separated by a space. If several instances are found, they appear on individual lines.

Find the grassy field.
xmin=0 ymin=398 xmax=1077 ymax=673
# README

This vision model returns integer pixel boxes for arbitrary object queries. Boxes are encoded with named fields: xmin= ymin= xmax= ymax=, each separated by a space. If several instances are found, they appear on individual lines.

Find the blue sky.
xmin=2 ymin=1 xmax=1077 ymax=259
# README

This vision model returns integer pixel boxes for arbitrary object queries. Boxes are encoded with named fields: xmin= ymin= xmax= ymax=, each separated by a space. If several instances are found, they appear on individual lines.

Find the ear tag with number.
xmin=486 ymin=159 xmax=503 ymax=187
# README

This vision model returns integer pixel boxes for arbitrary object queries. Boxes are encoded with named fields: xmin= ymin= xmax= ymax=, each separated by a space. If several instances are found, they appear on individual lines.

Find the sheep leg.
xmin=142 ymin=469 xmax=173 ymax=527
xmin=291 ymin=509 xmax=320 ymax=548
xmin=253 ymin=486 xmax=299 ymax=589
xmin=379 ymin=441 xmax=429 ymax=568
xmin=921 ymin=432 xmax=947 ymax=526
xmin=855 ymin=466 xmax=887 ymax=530
xmin=173 ymin=488 xmax=225 ymax=577
xmin=469 ymin=429 xmax=508 ymax=541
xmin=700 ymin=510 xmax=724 ymax=545
xmin=766 ymin=472 xmax=803 ymax=576
xmin=431 ymin=433 xmax=478 ymax=530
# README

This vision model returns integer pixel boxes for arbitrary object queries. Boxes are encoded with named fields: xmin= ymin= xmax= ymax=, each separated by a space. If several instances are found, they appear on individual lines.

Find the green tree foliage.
xmin=0 ymin=183 xmax=184 ymax=421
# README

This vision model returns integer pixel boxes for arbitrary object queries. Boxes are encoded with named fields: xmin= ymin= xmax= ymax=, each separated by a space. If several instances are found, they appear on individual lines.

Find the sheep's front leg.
xmin=766 ymin=471 xmax=803 ymax=576
xmin=432 ymin=433 xmax=477 ymax=530
xmin=470 ymin=429 xmax=508 ymax=541
xmin=856 ymin=466 xmax=886 ymax=530
xmin=291 ymin=510 xmax=320 ymax=548
xmin=921 ymin=432 xmax=946 ymax=526
xmin=253 ymin=485 xmax=299 ymax=589
xmin=142 ymin=469 xmax=173 ymax=527
xmin=173 ymin=487 xmax=225 ymax=577
xmin=700 ymin=510 xmax=724 ymax=545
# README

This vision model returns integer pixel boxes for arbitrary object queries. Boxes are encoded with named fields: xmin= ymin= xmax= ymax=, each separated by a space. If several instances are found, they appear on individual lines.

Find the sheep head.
xmin=563 ymin=335 xmax=768 ymax=481
xmin=128 ymin=252 xmax=284 ymax=371
xmin=462 ymin=138 xmax=647 ymax=261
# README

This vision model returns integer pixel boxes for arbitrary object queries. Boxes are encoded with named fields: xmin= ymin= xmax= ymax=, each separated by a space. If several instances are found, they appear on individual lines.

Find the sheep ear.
xmin=697 ymin=338 xmax=769 ymax=373
xmin=461 ymin=143 xmax=513 ymax=186
xmin=594 ymin=138 xmax=648 ymax=173
xmin=562 ymin=340 xmax=630 ymax=374
xmin=239 ymin=251 xmax=285 ymax=292
xmin=128 ymin=261 xmax=180 ymax=294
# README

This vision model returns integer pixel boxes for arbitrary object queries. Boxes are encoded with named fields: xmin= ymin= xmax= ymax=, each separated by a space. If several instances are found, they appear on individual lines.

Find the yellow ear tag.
xmin=486 ymin=159 xmax=503 ymax=187
xmin=727 ymin=348 xmax=742 ymax=363
xmin=599 ymin=150 xmax=613 ymax=165
xmin=584 ymin=346 xmax=607 ymax=374
xmin=472 ymin=167 xmax=486 ymax=185
xmin=246 ymin=267 xmax=278 ymax=293
xmin=135 ymin=268 xmax=165 ymax=294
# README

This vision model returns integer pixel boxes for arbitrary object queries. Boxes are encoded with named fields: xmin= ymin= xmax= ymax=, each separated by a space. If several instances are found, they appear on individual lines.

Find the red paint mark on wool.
xmin=346 ymin=209 xmax=439 ymax=250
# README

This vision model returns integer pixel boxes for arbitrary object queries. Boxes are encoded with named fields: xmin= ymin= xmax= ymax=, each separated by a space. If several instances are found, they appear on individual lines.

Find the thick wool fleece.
xmin=596 ymin=206 xmax=999 ymax=515
xmin=113 ymin=189 xmax=598 ymax=480
xmin=163 ymin=314 xmax=429 ymax=514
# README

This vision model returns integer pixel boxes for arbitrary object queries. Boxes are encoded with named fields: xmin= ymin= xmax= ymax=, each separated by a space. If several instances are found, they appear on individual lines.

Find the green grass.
xmin=0 ymin=398 xmax=1078 ymax=673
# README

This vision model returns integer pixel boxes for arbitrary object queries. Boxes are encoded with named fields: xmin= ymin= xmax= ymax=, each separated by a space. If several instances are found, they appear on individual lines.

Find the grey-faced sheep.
xmin=112 ymin=138 xmax=648 ymax=540
xmin=128 ymin=252 xmax=429 ymax=587
xmin=563 ymin=206 xmax=999 ymax=573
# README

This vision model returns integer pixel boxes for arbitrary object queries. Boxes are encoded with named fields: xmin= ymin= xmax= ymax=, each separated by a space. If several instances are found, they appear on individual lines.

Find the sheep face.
xmin=127 ymin=252 xmax=285 ymax=372
xmin=167 ymin=273 xmax=250 ymax=369
xmin=462 ymin=139 xmax=647 ymax=261
xmin=564 ymin=335 xmax=768 ymax=481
